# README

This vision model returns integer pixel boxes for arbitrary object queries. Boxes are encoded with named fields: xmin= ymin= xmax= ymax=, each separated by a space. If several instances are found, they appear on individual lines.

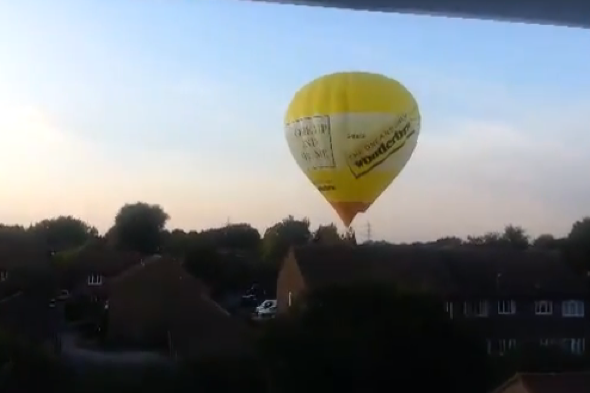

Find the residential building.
xmin=106 ymin=255 xmax=255 ymax=360
xmin=490 ymin=372 xmax=590 ymax=393
xmin=55 ymin=239 xmax=141 ymax=300
xmin=277 ymin=244 xmax=590 ymax=356
xmin=277 ymin=244 xmax=457 ymax=313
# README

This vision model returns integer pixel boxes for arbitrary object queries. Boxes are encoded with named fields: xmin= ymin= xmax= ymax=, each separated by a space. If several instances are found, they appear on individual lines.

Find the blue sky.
xmin=1 ymin=0 xmax=589 ymax=241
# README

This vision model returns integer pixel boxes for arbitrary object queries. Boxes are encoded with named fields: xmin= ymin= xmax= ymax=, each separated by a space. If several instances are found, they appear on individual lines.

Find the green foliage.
xmin=532 ymin=233 xmax=560 ymax=249
xmin=180 ymin=224 xmax=266 ymax=295
xmin=0 ymin=225 xmax=28 ymax=241
xmin=53 ymin=244 xmax=86 ymax=265
xmin=109 ymin=202 xmax=170 ymax=255
xmin=183 ymin=242 xmax=225 ymax=285
xmin=568 ymin=217 xmax=590 ymax=248
xmin=30 ymin=216 xmax=99 ymax=252
xmin=466 ymin=225 xmax=529 ymax=249
xmin=312 ymin=223 xmax=342 ymax=245
xmin=262 ymin=215 xmax=311 ymax=263
xmin=502 ymin=224 xmax=530 ymax=250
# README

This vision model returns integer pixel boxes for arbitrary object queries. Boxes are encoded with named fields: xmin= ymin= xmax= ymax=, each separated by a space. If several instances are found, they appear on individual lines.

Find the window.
xmin=562 ymin=338 xmax=585 ymax=355
xmin=498 ymin=300 xmax=516 ymax=315
xmin=562 ymin=300 xmax=585 ymax=317
xmin=445 ymin=302 xmax=454 ymax=318
xmin=540 ymin=339 xmax=556 ymax=346
xmin=535 ymin=300 xmax=553 ymax=315
xmin=87 ymin=274 xmax=103 ymax=286
xmin=498 ymin=339 xmax=516 ymax=355
xmin=464 ymin=301 xmax=488 ymax=317
xmin=490 ymin=339 xmax=516 ymax=355
xmin=0 ymin=270 xmax=7 ymax=282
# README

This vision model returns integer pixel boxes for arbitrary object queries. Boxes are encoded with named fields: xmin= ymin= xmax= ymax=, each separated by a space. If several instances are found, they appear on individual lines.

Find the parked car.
xmin=253 ymin=299 xmax=277 ymax=319
xmin=243 ymin=284 xmax=266 ymax=299
xmin=56 ymin=289 xmax=70 ymax=301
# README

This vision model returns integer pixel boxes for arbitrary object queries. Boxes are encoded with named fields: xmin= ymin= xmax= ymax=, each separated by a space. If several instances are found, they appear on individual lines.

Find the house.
xmin=0 ymin=236 xmax=55 ymax=298
xmin=106 ymin=255 xmax=255 ymax=360
xmin=277 ymin=244 xmax=590 ymax=356
xmin=490 ymin=372 xmax=590 ymax=393
xmin=54 ymin=239 xmax=141 ymax=300
xmin=277 ymin=244 xmax=458 ymax=313
xmin=441 ymin=248 xmax=588 ymax=355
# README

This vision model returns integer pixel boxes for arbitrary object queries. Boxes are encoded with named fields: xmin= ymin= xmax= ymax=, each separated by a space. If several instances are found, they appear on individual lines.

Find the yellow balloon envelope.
xmin=284 ymin=72 xmax=421 ymax=227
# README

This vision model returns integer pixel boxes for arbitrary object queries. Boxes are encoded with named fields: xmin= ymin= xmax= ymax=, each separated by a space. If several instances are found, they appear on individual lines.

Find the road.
xmin=59 ymin=331 xmax=172 ymax=368
xmin=54 ymin=300 xmax=171 ymax=369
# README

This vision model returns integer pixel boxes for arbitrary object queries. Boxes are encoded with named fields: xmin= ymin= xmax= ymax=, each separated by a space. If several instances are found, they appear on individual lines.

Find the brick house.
xmin=442 ymin=248 xmax=587 ymax=356
xmin=278 ymin=244 xmax=462 ymax=312
xmin=55 ymin=240 xmax=141 ymax=300
xmin=106 ymin=255 xmax=254 ymax=360
xmin=277 ymin=244 xmax=589 ymax=356
xmin=490 ymin=372 xmax=590 ymax=393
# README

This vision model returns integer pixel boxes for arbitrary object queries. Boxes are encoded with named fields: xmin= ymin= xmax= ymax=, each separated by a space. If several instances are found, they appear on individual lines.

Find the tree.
xmin=532 ymin=234 xmax=562 ymax=249
xmin=501 ymin=225 xmax=530 ymax=250
xmin=262 ymin=216 xmax=311 ymax=263
xmin=434 ymin=236 xmax=464 ymax=247
xmin=109 ymin=202 xmax=170 ymax=255
xmin=162 ymin=229 xmax=190 ymax=256
xmin=467 ymin=232 xmax=503 ymax=247
xmin=209 ymin=224 xmax=261 ymax=251
xmin=566 ymin=217 xmax=590 ymax=272
xmin=568 ymin=217 xmax=590 ymax=252
xmin=466 ymin=226 xmax=529 ymax=250
xmin=260 ymin=284 xmax=490 ymax=393
xmin=183 ymin=241 xmax=224 ymax=286
xmin=29 ymin=216 xmax=98 ymax=252
xmin=0 ymin=225 xmax=28 ymax=243
xmin=312 ymin=223 xmax=342 ymax=245
xmin=181 ymin=226 xmax=264 ymax=296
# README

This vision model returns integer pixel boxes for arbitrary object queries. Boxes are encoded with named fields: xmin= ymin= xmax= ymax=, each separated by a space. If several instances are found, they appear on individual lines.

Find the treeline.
xmin=2 ymin=202 xmax=590 ymax=295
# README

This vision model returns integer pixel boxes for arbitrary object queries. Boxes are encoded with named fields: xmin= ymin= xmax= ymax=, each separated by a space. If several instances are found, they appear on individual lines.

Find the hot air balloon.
xmin=284 ymin=72 xmax=421 ymax=227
